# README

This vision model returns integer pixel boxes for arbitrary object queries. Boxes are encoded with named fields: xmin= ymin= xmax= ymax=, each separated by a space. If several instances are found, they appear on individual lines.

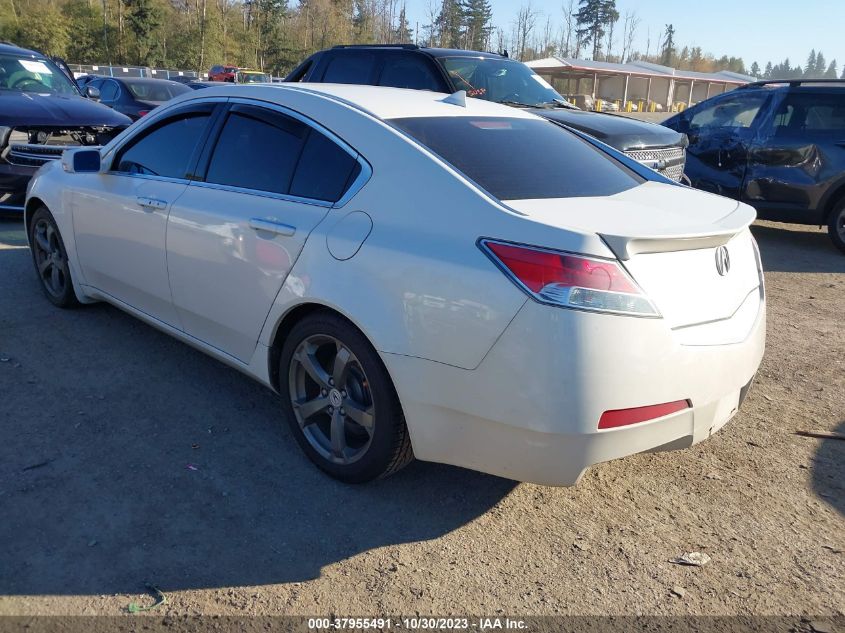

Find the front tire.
xmin=29 ymin=206 xmax=80 ymax=308
xmin=279 ymin=311 xmax=413 ymax=483
xmin=828 ymin=199 xmax=845 ymax=254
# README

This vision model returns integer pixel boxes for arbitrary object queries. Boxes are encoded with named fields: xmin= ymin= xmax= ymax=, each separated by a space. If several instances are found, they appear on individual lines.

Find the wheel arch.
xmin=24 ymin=196 xmax=46 ymax=242
xmin=822 ymin=181 xmax=845 ymax=224
xmin=266 ymin=301 xmax=390 ymax=395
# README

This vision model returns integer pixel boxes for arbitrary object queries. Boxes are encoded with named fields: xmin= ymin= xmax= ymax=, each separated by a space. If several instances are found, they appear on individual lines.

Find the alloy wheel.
xmin=32 ymin=218 xmax=67 ymax=298
xmin=288 ymin=334 xmax=376 ymax=465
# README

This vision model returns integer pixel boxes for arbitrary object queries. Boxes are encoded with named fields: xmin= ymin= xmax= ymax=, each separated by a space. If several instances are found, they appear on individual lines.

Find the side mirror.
xmin=85 ymin=85 xmax=101 ymax=101
xmin=677 ymin=116 xmax=690 ymax=134
xmin=62 ymin=148 xmax=102 ymax=173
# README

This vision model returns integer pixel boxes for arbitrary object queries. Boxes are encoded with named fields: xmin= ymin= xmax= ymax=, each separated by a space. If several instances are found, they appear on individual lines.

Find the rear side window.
xmin=774 ymin=92 xmax=845 ymax=135
xmin=206 ymin=110 xmax=308 ymax=194
xmin=291 ymin=131 xmax=361 ymax=202
xmin=389 ymin=116 xmax=643 ymax=200
xmin=322 ymin=52 xmax=377 ymax=84
xmin=114 ymin=112 xmax=210 ymax=178
xmin=378 ymin=54 xmax=444 ymax=91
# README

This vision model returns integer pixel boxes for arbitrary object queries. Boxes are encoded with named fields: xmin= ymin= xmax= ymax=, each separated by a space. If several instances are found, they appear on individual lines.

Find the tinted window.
xmin=290 ymin=131 xmax=361 ymax=202
xmin=690 ymin=92 xmax=768 ymax=129
xmin=205 ymin=110 xmax=308 ymax=194
xmin=774 ymin=92 xmax=845 ymax=136
xmin=378 ymin=54 xmax=443 ymax=91
xmin=322 ymin=52 xmax=376 ymax=84
xmin=115 ymin=113 xmax=210 ymax=177
xmin=438 ymin=57 xmax=565 ymax=106
xmin=389 ymin=116 xmax=643 ymax=200
xmin=124 ymin=80 xmax=190 ymax=101
xmin=99 ymin=80 xmax=118 ymax=102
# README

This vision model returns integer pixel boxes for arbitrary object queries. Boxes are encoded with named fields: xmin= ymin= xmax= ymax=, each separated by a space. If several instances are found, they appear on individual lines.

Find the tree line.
xmin=0 ymin=0 xmax=839 ymax=80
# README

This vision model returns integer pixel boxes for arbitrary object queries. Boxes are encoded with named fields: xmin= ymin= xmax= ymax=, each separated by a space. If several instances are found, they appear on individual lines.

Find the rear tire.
xmin=29 ymin=206 xmax=80 ymax=308
xmin=279 ymin=311 xmax=413 ymax=483
xmin=828 ymin=199 xmax=845 ymax=255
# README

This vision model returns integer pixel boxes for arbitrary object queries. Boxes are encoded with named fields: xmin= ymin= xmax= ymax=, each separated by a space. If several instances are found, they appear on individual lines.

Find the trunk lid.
xmin=504 ymin=181 xmax=762 ymax=329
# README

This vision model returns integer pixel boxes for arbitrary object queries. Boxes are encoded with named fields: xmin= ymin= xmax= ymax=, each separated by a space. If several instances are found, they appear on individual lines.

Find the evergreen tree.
xmin=660 ymin=23 xmax=675 ymax=66
xmin=393 ymin=3 xmax=412 ymax=43
xmin=814 ymin=51 xmax=826 ymax=77
xmin=750 ymin=61 xmax=760 ymax=78
xmin=825 ymin=60 xmax=838 ymax=79
xmin=125 ymin=0 xmax=162 ymax=65
xmin=463 ymin=0 xmax=493 ymax=51
xmin=574 ymin=0 xmax=617 ymax=60
xmin=764 ymin=61 xmax=772 ymax=79
xmin=436 ymin=0 xmax=463 ymax=48
xmin=804 ymin=49 xmax=816 ymax=75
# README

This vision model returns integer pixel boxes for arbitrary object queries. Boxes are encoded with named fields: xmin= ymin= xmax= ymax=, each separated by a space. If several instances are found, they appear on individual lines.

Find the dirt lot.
xmin=0 ymin=217 xmax=842 ymax=620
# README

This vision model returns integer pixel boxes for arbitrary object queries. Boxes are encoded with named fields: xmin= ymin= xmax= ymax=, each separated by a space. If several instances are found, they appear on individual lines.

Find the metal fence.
xmin=68 ymin=63 xmax=207 ymax=81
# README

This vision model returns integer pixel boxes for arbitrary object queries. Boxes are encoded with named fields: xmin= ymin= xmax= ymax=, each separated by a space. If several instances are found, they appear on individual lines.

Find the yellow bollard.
xmin=650 ymin=101 xmax=656 ymax=113
xmin=595 ymin=98 xmax=603 ymax=112
xmin=625 ymin=101 xmax=632 ymax=112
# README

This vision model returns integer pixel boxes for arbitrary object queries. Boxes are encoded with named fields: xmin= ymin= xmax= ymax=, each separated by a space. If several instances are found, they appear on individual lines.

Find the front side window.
xmin=114 ymin=113 xmax=211 ymax=177
xmin=438 ymin=57 xmax=565 ymax=107
xmin=98 ymin=80 xmax=119 ymax=102
xmin=390 ymin=116 xmax=643 ymax=200
xmin=378 ymin=54 xmax=444 ymax=91
xmin=0 ymin=53 xmax=78 ymax=95
xmin=689 ymin=92 xmax=769 ymax=130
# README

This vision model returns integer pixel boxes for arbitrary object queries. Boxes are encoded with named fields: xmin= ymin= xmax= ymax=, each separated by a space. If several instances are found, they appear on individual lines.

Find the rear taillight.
xmin=480 ymin=239 xmax=659 ymax=317
xmin=599 ymin=400 xmax=690 ymax=429
xmin=138 ymin=110 xmax=150 ymax=117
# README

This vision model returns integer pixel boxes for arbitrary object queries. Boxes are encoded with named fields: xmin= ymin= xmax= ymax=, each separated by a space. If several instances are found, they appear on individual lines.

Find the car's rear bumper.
xmin=384 ymin=294 xmax=766 ymax=486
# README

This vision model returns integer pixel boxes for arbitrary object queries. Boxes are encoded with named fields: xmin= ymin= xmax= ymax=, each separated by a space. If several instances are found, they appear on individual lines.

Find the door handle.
xmin=249 ymin=218 xmax=296 ymax=236
xmin=136 ymin=196 xmax=168 ymax=210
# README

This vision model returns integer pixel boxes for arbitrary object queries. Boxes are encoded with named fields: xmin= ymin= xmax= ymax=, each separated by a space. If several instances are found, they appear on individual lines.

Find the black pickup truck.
xmin=664 ymin=79 xmax=845 ymax=253
xmin=0 ymin=42 xmax=130 ymax=213
xmin=286 ymin=45 xmax=688 ymax=182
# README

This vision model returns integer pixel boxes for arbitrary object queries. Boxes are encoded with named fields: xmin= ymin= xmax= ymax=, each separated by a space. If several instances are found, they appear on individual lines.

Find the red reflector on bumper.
xmin=598 ymin=400 xmax=690 ymax=429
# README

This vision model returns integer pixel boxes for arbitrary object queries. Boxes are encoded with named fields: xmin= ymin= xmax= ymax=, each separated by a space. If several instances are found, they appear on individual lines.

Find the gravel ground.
xmin=0 ymin=217 xmax=842 ymax=620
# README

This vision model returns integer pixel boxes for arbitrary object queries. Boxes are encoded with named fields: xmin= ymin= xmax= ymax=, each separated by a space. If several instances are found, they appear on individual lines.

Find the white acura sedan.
xmin=24 ymin=84 xmax=765 ymax=485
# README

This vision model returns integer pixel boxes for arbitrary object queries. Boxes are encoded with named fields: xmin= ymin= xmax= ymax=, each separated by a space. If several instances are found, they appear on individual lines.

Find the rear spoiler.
xmin=600 ymin=203 xmax=756 ymax=260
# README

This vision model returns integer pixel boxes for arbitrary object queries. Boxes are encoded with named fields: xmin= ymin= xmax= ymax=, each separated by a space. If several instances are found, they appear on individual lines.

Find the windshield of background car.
xmin=238 ymin=72 xmax=270 ymax=83
xmin=0 ymin=53 xmax=78 ymax=95
xmin=124 ymin=80 xmax=191 ymax=101
xmin=438 ymin=57 xmax=564 ymax=107
xmin=389 ymin=116 xmax=643 ymax=200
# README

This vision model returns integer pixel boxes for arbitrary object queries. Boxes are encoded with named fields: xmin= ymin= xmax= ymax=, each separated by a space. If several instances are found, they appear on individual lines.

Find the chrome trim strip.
xmin=187 ymin=180 xmax=333 ymax=208
xmin=333 ymin=156 xmax=372 ymax=209
xmin=0 ymin=203 xmax=25 ymax=212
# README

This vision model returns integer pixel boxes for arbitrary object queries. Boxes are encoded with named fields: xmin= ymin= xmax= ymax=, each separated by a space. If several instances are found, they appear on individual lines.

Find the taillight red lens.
xmin=481 ymin=239 xmax=658 ymax=316
xmin=598 ymin=400 xmax=690 ymax=429
xmin=486 ymin=241 xmax=638 ymax=293
xmin=138 ymin=110 xmax=150 ymax=117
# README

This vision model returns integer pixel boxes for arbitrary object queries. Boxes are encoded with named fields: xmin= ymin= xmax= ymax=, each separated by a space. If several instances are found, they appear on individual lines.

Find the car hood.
xmin=530 ymin=108 xmax=685 ymax=151
xmin=0 ymin=91 xmax=131 ymax=127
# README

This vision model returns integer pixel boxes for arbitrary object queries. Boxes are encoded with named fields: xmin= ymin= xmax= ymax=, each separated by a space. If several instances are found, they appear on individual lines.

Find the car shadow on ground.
xmin=750 ymin=221 xmax=845 ymax=274
xmin=0 ymin=234 xmax=516 ymax=596
xmin=812 ymin=421 xmax=845 ymax=518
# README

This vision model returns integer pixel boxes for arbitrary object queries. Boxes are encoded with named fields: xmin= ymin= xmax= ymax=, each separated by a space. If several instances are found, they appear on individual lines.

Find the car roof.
xmin=420 ymin=48 xmax=506 ymax=60
xmin=0 ymin=41 xmax=46 ymax=58
xmin=112 ymin=77 xmax=186 ymax=85
xmin=175 ymin=83 xmax=539 ymax=121
xmin=327 ymin=45 xmax=505 ymax=60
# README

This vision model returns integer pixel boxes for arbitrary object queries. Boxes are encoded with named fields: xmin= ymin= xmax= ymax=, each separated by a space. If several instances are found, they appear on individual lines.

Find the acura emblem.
xmin=715 ymin=245 xmax=731 ymax=276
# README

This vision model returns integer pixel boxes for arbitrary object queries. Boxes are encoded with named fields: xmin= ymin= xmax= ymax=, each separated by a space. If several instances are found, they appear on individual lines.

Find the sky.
xmin=400 ymin=0 xmax=845 ymax=71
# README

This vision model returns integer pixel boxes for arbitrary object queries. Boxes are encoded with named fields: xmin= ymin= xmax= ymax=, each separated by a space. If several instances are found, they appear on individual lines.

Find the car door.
xmin=72 ymin=103 xmax=219 ymax=327
xmin=743 ymin=90 xmax=845 ymax=222
xmin=166 ymin=101 xmax=365 ymax=362
xmin=96 ymin=78 xmax=120 ymax=111
xmin=679 ymin=90 xmax=770 ymax=199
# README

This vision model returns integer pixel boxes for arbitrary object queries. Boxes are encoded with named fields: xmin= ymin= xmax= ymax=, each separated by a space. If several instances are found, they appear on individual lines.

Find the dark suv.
xmin=664 ymin=79 xmax=845 ymax=253
xmin=286 ymin=45 xmax=688 ymax=182
xmin=0 ymin=42 xmax=130 ymax=213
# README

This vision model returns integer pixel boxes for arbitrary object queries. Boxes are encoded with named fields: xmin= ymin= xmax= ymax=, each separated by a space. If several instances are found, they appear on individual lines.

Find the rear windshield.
xmin=388 ymin=116 xmax=643 ymax=200
xmin=124 ymin=80 xmax=190 ymax=101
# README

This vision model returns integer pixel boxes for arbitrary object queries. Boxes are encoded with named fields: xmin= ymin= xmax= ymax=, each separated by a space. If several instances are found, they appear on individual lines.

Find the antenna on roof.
xmin=441 ymin=90 xmax=467 ymax=107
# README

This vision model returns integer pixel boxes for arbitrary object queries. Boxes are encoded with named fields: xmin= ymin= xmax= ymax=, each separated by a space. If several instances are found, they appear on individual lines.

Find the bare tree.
xmin=620 ymin=10 xmax=639 ymax=63
xmin=514 ymin=1 xmax=537 ymax=61
xmin=559 ymin=0 xmax=576 ymax=57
